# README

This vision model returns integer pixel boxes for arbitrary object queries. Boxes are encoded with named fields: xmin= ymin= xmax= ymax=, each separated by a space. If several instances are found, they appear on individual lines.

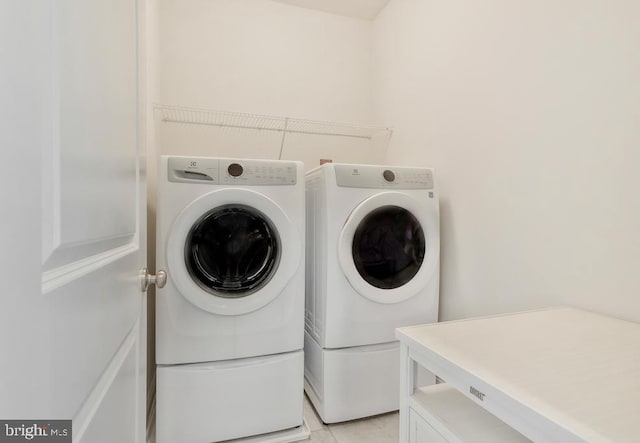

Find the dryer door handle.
xmin=140 ymin=268 xmax=167 ymax=292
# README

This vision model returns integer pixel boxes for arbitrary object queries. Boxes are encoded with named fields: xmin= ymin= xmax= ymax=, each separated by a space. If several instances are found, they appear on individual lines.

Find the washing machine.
xmin=304 ymin=163 xmax=440 ymax=423
xmin=155 ymin=156 xmax=305 ymax=443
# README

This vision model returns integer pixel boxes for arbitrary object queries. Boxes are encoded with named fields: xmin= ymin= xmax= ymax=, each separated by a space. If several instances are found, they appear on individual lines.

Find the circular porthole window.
xmin=352 ymin=205 xmax=425 ymax=290
xmin=185 ymin=205 xmax=280 ymax=298
xmin=338 ymin=191 xmax=439 ymax=304
xmin=167 ymin=188 xmax=302 ymax=316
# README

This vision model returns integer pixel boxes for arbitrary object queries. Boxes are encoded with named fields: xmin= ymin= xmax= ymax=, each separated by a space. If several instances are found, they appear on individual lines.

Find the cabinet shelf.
xmin=409 ymin=384 xmax=530 ymax=443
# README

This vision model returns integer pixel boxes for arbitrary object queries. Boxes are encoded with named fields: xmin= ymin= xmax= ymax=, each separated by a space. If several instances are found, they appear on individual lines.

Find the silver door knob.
xmin=140 ymin=267 xmax=167 ymax=292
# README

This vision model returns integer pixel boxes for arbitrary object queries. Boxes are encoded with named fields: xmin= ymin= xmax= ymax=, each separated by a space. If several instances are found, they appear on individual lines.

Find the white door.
xmin=1 ymin=1 xmax=147 ymax=442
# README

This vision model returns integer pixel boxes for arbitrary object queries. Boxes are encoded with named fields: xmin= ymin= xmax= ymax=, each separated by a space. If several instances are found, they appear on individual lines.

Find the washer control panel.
xmin=168 ymin=157 xmax=297 ymax=185
xmin=334 ymin=164 xmax=434 ymax=189
xmin=219 ymin=159 xmax=297 ymax=185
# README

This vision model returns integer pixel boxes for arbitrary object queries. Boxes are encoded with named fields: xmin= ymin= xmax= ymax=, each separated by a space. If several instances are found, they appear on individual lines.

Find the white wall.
xmin=157 ymin=0 xmax=373 ymax=122
xmin=153 ymin=0 xmax=379 ymax=168
xmin=373 ymin=0 xmax=640 ymax=322
xmin=151 ymin=0 xmax=382 ymax=174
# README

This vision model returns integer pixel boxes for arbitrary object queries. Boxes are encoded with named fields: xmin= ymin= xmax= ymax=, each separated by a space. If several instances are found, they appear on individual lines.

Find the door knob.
xmin=140 ymin=267 xmax=167 ymax=292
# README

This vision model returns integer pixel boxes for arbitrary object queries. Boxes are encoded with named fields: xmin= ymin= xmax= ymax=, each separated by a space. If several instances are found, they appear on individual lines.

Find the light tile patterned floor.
xmin=303 ymin=394 xmax=399 ymax=442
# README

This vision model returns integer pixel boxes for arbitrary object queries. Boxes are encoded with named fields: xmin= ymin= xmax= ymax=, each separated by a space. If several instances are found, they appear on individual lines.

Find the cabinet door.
xmin=409 ymin=409 xmax=449 ymax=443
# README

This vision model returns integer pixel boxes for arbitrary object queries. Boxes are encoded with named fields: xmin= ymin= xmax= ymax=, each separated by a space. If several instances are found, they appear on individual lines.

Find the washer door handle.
xmin=140 ymin=268 xmax=167 ymax=292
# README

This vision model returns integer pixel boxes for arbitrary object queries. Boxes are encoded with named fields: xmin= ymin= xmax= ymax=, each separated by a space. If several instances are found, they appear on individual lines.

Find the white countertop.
xmin=396 ymin=307 xmax=640 ymax=442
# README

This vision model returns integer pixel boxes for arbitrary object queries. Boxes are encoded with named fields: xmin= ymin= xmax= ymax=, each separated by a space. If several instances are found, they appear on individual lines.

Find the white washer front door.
xmin=338 ymin=192 xmax=439 ymax=304
xmin=167 ymin=188 xmax=301 ymax=315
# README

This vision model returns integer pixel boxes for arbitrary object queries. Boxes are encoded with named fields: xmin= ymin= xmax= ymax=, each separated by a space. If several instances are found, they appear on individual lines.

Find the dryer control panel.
xmin=168 ymin=157 xmax=297 ymax=185
xmin=334 ymin=164 xmax=434 ymax=189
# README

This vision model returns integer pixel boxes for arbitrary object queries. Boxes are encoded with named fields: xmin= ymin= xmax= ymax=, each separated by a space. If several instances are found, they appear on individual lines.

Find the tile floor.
xmin=303 ymin=394 xmax=399 ymax=442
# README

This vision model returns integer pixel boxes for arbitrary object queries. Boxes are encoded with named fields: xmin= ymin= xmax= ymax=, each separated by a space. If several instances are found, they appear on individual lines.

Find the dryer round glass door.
xmin=185 ymin=205 xmax=280 ymax=297
xmin=167 ymin=188 xmax=302 ymax=315
xmin=338 ymin=191 xmax=439 ymax=304
xmin=351 ymin=205 xmax=425 ymax=290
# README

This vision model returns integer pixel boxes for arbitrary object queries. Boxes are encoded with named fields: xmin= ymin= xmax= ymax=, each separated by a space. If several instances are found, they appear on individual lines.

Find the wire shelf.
xmin=155 ymin=104 xmax=392 ymax=140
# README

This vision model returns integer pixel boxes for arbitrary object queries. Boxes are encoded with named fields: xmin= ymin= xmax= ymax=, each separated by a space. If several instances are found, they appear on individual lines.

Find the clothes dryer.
xmin=155 ymin=156 xmax=305 ymax=443
xmin=304 ymin=163 xmax=439 ymax=423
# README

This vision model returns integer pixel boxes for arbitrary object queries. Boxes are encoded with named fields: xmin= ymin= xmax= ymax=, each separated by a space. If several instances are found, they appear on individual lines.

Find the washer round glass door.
xmin=185 ymin=205 xmax=280 ymax=297
xmin=167 ymin=188 xmax=301 ymax=315
xmin=338 ymin=192 xmax=439 ymax=304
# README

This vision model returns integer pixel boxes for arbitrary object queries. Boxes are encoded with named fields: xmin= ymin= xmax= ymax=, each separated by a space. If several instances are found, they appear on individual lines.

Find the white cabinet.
xmin=397 ymin=308 xmax=640 ymax=442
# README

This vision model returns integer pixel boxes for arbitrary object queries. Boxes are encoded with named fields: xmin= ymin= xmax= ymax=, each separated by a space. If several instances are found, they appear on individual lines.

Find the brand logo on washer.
xmin=470 ymin=386 xmax=486 ymax=401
